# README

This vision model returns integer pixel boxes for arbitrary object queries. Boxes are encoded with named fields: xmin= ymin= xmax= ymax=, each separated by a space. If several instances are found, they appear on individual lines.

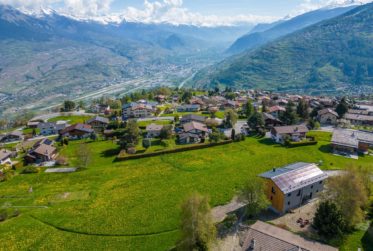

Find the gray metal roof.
xmin=332 ymin=129 xmax=373 ymax=148
xmin=259 ymin=162 xmax=328 ymax=194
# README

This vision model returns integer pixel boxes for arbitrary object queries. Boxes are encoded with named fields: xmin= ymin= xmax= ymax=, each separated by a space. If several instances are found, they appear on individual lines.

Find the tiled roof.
xmin=273 ymin=125 xmax=309 ymax=135
xmin=146 ymin=123 xmax=163 ymax=131
xmin=180 ymin=114 xmax=206 ymax=123
xmin=183 ymin=121 xmax=209 ymax=133
xmin=87 ymin=116 xmax=109 ymax=124
xmin=345 ymin=113 xmax=373 ymax=122
xmin=269 ymin=105 xmax=286 ymax=113
xmin=0 ymin=149 xmax=12 ymax=160
xmin=318 ymin=108 xmax=338 ymax=117
xmin=259 ymin=162 xmax=327 ymax=194
xmin=242 ymin=221 xmax=337 ymax=251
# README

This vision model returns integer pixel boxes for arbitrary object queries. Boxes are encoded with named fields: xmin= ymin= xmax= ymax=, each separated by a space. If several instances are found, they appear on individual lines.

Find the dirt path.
xmin=211 ymin=197 xmax=246 ymax=223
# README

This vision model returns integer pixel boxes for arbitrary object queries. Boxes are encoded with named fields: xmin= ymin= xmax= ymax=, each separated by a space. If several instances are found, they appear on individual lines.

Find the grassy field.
xmin=48 ymin=115 xmax=93 ymax=124
xmin=0 ymin=131 xmax=372 ymax=250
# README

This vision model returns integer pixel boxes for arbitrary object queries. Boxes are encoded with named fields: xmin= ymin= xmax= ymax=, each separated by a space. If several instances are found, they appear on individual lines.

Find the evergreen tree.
xmin=296 ymin=99 xmax=309 ymax=120
xmin=280 ymin=101 xmax=298 ymax=125
xmin=336 ymin=97 xmax=349 ymax=118
xmin=313 ymin=201 xmax=346 ymax=240
xmin=243 ymin=100 xmax=254 ymax=119
xmin=248 ymin=112 xmax=265 ymax=132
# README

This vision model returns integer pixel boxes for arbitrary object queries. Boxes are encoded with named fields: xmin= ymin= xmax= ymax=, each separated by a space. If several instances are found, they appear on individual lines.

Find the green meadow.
xmin=0 ymin=132 xmax=372 ymax=250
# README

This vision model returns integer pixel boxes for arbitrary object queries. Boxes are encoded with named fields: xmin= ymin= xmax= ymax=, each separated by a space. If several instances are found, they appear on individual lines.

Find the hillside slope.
xmin=227 ymin=6 xmax=355 ymax=54
xmin=192 ymin=3 xmax=373 ymax=94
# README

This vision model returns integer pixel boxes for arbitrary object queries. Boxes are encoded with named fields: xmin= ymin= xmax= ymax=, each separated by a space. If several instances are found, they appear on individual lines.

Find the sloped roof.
xmin=332 ymin=129 xmax=373 ymax=148
xmin=318 ymin=108 xmax=338 ymax=117
xmin=87 ymin=116 xmax=109 ymax=124
xmin=33 ymin=144 xmax=56 ymax=157
xmin=242 ymin=221 xmax=337 ymax=251
xmin=183 ymin=121 xmax=209 ymax=133
xmin=259 ymin=162 xmax=327 ymax=194
xmin=180 ymin=114 xmax=206 ymax=123
xmin=345 ymin=113 xmax=373 ymax=122
xmin=269 ymin=105 xmax=286 ymax=113
xmin=60 ymin=123 xmax=93 ymax=135
xmin=273 ymin=125 xmax=309 ymax=135
xmin=146 ymin=123 xmax=163 ymax=131
xmin=0 ymin=149 xmax=12 ymax=160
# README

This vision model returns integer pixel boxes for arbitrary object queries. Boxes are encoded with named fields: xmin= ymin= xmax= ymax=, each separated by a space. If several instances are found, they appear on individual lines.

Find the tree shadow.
xmin=319 ymin=144 xmax=332 ymax=153
xmin=100 ymin=148 xmax=121 ymax=158
xmin=258 ymin=138 xmax=279 ymax=146
xmin=362 ymin=222 xmax=373 ymax=251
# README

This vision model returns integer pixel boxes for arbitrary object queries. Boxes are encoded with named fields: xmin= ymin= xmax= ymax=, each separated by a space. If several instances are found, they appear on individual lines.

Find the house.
xmin=317 ymin=108 xmax=339 ymax=125
xmin=38 ymin=121 xmax=68 ymax=136
xmin=221 ymin=100 xmax=239 ymax=110
xmin=242 ymin=221 xmax=337 ymax=251
xmin=25 ymin=141 xmax=57 ymax=164
xmin=263 ymin=113 xmax=284 ymax=129
xmin=155 ymin=95 xmax=166 ymax=103
xmin=89 ymin=104 xmax=111 ymax=115
xmin=344 ymin=113 xmax=373 ymax=126
xmin=0 ymin=131 xmax=23 ymax=143
xmin=59 ymin=124 xmax=93 ymax=139
xmin=271 ymin=125 xmax=309 ymax=144
xmin=331 ymin=129 xmax=373 ymax=155
xmin=27 ymin=121 xmax=40 ymax=129
xmin=122 ymin=102 xmax=154 ymax=120
xmin=268 ymin=105 xmax=286 ymax=118
xmin=176 ymin=104 xmax=200 ymax=113
xmin=259 ymin=162 xmax=328 ymax=214
xmin=146 ymin=124 xmax=164 ymax=138
xmin=87 ymin=116 xmax=109 ymax=131
xmin=0 ymin=149 xmax=12 ymax=165
xmin=178 ymin=133 xmax=200 ymax=144
xmin=180 ymin=114 xmax=206 ymax=125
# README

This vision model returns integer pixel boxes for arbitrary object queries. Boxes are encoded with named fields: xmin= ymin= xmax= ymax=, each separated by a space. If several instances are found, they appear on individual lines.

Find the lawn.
xmin=48 ymin=115 xmax=93 ymax=124
xmin=0 ymin=131 xmax=372 ymax=250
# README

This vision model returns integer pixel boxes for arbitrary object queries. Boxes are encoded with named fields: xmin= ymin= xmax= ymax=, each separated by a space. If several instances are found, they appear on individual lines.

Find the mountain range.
xmin=0 ymin=4 xmax=251 ymax=117
xmin=191 ymin=2 xmax=373 ymax=95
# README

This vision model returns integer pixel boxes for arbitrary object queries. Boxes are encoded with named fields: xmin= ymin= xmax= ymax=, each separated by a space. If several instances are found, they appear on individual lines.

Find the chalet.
xmin=242 ymin=221 xmax=337 ymax=251
xmin=271 ymin=125 xmax=309 ymax=144
xmin=259 ymin=162 xmax=328 ymax=214
xmin=317 ymin=108 xmax=339 ymax=125
xmin=122 ymin=102 xmax=154 ymax=120
xmin=0 ymin=131 xmax=23 ymax=143
xmin=38 ymin=121 xmax=67 ymax=136
xmin=0 ymin=149 xmax=12 ymax=165
xmin=319 ymin=98 xmax=335 ymax=107
xmin=27 ymin=121 xmax=40 ymax=129
xmin=179 ymin=121 xmax=209 ymax=144
xmin=268 ymin=106 xmax=286 ymax=118
xmin=87 ymin=116 xmax=109 ymax=131
xmin=25 ymin=142 xmax=57 ymax=164
xmin=176 ymin=104 xmax=200 ymax=113
xmin=221 ymin=100 xmax=239 ymax=110
xmin=263 ymin=113 xmax=284 ymax=129
xmin=344 ymin=113 xmax=373 ymax=126
xmin=59 ymin=124 xmax=93 ymax=139
xmin=146 ymin=124 xmax=164 ymax=138
xmin=155 ymin=95 xmax=166 ymax=103
xmin=89 ymin=104 xmax=111 ymax=115
xmin=180 ymin=114 xmax=206 ymax=125
xmin=331 ymin=129 xmax=373 ymax=155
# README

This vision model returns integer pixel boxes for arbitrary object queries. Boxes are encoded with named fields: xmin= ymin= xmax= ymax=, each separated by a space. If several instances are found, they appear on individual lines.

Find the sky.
xmin=0 ymin=0 xmax=372 ymax=26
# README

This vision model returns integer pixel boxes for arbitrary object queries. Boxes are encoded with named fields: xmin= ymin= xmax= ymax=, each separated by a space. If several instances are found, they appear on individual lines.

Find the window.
xmin=316 ymin=190 xmax=319 ymax=193
xmin=270 ymin=196 xmax=273 ymax=201
xmin=287 ymin=193 xmax=291 ymax=197
xmin=271 ymin=187 xmax=276 ymax=194
xmin=297 ymin=190 xmax=301 ymax=196
xmin=311 ymin=185 xmax=314 ymax=189
xmin=319 ymin=181 xmax=323 ymax=184
xmin=287 ymin=201 xmax=290 ymax=205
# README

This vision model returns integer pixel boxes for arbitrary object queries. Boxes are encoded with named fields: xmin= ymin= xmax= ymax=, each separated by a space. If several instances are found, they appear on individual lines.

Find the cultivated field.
xmin=0 ymin=132 xmax=372 ymax=250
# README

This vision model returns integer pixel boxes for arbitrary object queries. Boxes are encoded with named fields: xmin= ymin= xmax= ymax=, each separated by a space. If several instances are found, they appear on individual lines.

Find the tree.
xmin=63 ymin=100 xmax=76 ymax=112
xmin=323 ymin=166 xmax=370 ymax=228
xmin=177 ymin=193 xmax=216 ymax=251
xmin=336 ymin=97 xmax=349 ymax=118
xmin=224 ymin=109 xmax=238 ymax=128
xmin=231 ymin=128 xmax=236 ymax=140
xmin=296 ymin=99 xmax=309 ymax=120
xmin=248 ymin=112 xmax=264 ymax=132
xmin=239 ymin=178 xmax=270 ymax=218
xmin=75 ymin=143 xmax=92 ymax=169
xmin=174 ymin=115 xmax=180 ymax=123
xmin=243 ymin=100 xmax=254 ymax=119
xmin=313 ymin=201 xmax=346 ymax=240
xmin=119 ymin=120 xmax=140 ymax=149
xmin=209 ymin=129 xmax=224 ymax=143
xmin=160 ymin=125 xmax=173 ymax=140
xmin=280 ymin=101 xmax=298 ymax=125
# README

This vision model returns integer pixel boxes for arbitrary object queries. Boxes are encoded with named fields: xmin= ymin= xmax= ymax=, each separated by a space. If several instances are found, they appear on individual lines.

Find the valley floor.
xmin=0 ymin=132 xmax=372 ymax=250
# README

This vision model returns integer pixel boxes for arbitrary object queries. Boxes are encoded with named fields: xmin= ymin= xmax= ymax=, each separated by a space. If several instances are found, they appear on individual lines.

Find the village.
xmin=0 ymin=87 xmax=372 ymax=251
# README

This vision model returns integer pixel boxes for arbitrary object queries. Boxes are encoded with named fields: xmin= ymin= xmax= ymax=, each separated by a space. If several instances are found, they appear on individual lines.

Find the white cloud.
xmin=120 ymin=0 xmax=278 ymax=26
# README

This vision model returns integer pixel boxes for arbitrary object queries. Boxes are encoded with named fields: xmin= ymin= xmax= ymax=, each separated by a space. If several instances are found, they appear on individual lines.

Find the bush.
xmin=22 ymin=166 xmax=40 ymax=174
xmin=0 ymin=209 xmax=8 ymax=222
xmin=160 ymin=140 xmax=170 ymax=148
xmin=285 ymin=140 xmax=318 ymax=147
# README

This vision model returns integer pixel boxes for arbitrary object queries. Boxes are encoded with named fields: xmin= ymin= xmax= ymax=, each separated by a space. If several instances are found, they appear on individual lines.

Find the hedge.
xmin=286 ymin=140 xmax=318 ymax=148
xmin=116 ymin=140 xmax=233 ymax=161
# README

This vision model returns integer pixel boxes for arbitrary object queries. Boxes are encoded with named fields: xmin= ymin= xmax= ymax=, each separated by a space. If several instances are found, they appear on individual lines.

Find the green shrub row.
xmin=285 ymin=140 xmax=318 ymax=148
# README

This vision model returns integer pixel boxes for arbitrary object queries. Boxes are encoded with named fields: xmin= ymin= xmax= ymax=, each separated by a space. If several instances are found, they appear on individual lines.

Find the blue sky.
xmin=0 ymin=0 xmax=370 ymax=26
